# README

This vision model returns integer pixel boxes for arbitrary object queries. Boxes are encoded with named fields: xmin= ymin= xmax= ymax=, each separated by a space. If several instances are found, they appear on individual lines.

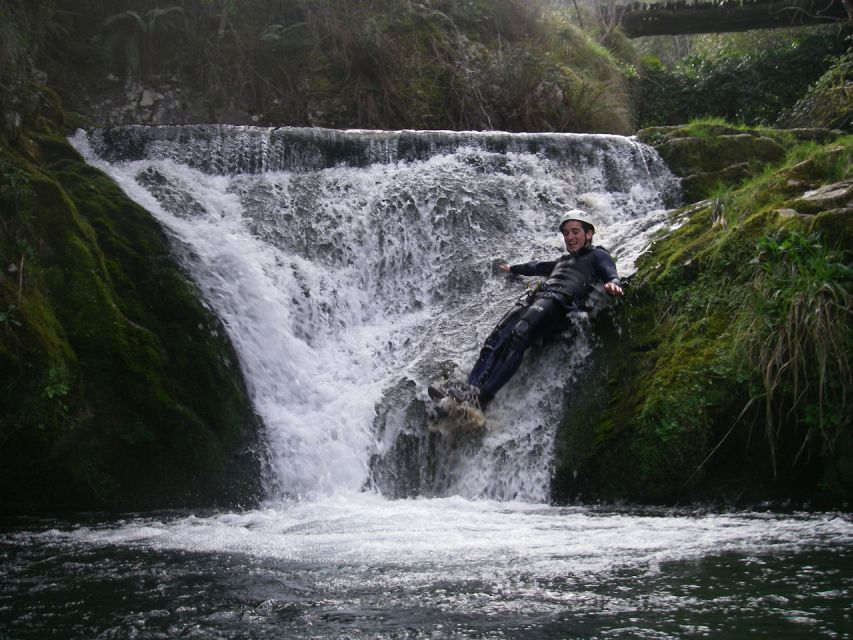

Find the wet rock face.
xmin=135 ymin=166 xmax=209 ymax=218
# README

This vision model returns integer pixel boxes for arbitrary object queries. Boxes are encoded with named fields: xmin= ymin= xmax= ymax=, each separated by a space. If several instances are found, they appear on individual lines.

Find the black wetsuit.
xmin=467 ymin=245 xmax=620 ymax=406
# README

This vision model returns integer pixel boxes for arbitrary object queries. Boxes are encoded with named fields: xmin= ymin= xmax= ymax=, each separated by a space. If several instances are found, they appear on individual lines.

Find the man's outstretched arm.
xmin=498 ymin=260 xmax=556 ymax=276
xmin=593 ymin=249 xmax=623 ymax=297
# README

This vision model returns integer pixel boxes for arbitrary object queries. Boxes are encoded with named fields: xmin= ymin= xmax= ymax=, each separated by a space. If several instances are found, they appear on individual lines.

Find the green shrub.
xmin=778 ymin=45 xmax=853 ymax=131
xmin=638 ymin=29 xmax=850 ymax=128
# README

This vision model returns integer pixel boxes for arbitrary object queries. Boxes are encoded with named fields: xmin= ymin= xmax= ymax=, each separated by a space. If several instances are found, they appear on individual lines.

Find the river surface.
xmin=2 ymin=127 xmax=851 ymax=639
xmin=2 ymin=497 xmax=851 ymax=639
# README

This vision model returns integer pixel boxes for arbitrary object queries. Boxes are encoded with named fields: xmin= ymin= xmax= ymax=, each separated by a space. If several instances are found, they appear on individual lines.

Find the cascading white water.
xmin=71 ymin=126 xmax=679 ymax=503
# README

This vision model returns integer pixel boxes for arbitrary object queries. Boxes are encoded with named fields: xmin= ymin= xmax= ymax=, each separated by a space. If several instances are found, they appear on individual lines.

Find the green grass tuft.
xmin=736 ymin=229 xmax=852 ymax=470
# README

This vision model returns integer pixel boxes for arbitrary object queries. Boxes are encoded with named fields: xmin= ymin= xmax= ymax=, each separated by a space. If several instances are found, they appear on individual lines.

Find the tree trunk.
xmin=217 ymin=0 xmax=229 ymax=40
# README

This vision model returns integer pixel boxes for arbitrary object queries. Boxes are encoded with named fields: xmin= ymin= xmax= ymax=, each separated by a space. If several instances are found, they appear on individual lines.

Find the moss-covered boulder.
xmin=0 ymin=121 xmax=263 ymax=512
xmin=636 ymin=123 xmax=843 ymax=203
xmin=790 ymin=179 xmax=853 ymax=213
xmin=553 ymin=133 xmax=853 ymax=507
xmin=654 ymin=133 xmax=787 ymax=176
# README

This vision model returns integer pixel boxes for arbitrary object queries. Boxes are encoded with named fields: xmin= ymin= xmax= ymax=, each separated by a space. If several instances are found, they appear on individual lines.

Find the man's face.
xmin=561 ymin=221 xmax=592 ymax=254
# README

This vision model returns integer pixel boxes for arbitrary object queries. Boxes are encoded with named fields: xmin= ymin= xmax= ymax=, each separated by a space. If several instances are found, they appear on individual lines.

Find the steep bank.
xmin=553 ymin=124 xmax=852 ymax=506
xmin=0 ymin=93 xmax=263 ymax=512
xmin=7 ymin=0 xmax=637 ymax=134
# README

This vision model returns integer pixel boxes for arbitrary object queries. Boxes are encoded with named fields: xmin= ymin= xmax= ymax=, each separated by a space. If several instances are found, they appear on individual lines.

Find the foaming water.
xmin=71 ymin=126 xmax=678 ymax=502
xmin=2 ymin=499 xmax=851 ymax=638
xmin=36 ymin=496 xmax=853 ymax=575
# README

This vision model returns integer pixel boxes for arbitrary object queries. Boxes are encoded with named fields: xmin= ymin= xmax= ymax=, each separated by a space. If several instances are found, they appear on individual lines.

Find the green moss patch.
xmin=1 ymin=124 xmax=262 ymax=513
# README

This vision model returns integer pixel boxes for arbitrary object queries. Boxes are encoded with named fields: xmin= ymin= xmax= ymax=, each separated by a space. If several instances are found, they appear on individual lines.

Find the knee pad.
xmin=510 ymin=319 xmax=532 ymax=345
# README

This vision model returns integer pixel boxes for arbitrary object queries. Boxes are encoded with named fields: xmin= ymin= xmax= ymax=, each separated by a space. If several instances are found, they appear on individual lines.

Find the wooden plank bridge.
xmin=602 ymin=0 xmax=850 ymax=37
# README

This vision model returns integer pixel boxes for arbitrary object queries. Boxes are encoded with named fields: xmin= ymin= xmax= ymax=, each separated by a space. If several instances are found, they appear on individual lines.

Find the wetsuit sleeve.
xmin=593 ymin=248 xmax=621 ymax=286
xmin=509 ymin=260 xmax=557 ymax=277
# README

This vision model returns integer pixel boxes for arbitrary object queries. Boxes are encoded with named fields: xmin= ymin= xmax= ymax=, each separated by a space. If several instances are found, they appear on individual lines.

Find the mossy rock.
xmin=637 ymin=126 xmax=844 ymax=203
xmin=637 ymin=125 xmax=839 ymax=148
xmin=654 ymin=134 xmax=786 ymax=177
xmin=636 ymin=124 xmax=744 ymax=145
xmin=809 ymin=207 xmax=853 ymax=253
xmin=0 ymin=129 xmax=263 ymax=512
xmin=552 ymin=297 xmax=759 ymax=504
xmin=789 ymin=179 xmax=853 ymax=214
xmin=679 ymin=162 xmax=755 ymax=204
xmin=778 ymin=128 xmax=844 ymax=144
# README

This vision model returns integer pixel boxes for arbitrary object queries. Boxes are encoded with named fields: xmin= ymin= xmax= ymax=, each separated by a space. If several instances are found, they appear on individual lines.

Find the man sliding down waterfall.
xmin=428 ymin=209 xmax=624 ymax=428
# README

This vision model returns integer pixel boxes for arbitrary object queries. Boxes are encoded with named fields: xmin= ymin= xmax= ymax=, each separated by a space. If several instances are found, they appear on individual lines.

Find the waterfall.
xmin=71 ymin=125 xmax=679 ymax=504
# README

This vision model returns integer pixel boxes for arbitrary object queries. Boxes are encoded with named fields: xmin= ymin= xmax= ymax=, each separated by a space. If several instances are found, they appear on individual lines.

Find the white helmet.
xmin=558 ymin=209 xmax=595 ymax=233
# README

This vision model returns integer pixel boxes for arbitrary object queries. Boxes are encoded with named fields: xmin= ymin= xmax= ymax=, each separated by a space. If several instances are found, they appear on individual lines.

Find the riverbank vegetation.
xmin=636 ymin=25 xmax=850 ymax=128
xmin=2 ymin=0 xmax=641 ymax=133
xmin=3 ymin=2 xmax=849 ymax=134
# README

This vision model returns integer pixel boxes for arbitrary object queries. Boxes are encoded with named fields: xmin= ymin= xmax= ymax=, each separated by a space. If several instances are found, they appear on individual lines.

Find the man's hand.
xmin=499 ymin=264 xmax=511 ymax=273
xmin=604 ymin=281 xmax=623 ymax=297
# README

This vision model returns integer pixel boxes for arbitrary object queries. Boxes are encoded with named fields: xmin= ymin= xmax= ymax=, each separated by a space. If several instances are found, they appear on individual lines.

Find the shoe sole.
xmin=427 ymin=397 xmax=485 ymax=432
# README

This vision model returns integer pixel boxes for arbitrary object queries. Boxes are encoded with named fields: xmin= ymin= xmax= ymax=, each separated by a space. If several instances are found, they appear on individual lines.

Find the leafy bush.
xmin=638 ymin=29 xmax=850 ymax=128
xmin=778 ymin=45 xmax=853 ymax=131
